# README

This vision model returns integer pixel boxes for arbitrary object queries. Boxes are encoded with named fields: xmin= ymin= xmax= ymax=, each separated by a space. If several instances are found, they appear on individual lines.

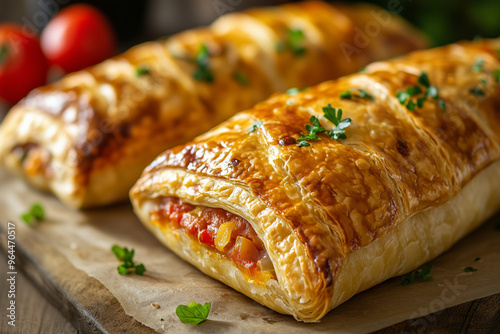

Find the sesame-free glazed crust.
xmin=130 ymin=39 xmax=500 ymax=321
xmin=0 ymin=1 xmax=425 ymax=208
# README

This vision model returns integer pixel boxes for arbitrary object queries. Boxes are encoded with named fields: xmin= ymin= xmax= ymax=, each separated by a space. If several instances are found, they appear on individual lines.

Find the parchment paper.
xmin=0 ymin=168 xmax=499 ymax=333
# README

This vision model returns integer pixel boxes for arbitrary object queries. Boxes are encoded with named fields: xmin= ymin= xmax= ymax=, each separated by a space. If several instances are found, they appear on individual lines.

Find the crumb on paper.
xmin=152 ymin=303 xmax=160 ymax=309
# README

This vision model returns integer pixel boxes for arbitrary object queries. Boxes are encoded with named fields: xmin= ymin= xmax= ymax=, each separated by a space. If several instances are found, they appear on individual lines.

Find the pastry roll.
xmin=130 ymin=39 xmax=500 ymax=321
xmin=0 ymin=1 xmax=426 ymax=208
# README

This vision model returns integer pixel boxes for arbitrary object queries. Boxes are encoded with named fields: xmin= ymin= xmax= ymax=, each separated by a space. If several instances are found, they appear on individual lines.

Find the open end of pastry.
xmin=150 ymin=196 xmax=277 ymax=286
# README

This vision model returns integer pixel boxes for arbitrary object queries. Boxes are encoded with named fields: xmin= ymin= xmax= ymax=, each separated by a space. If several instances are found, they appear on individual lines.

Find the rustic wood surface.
xmin=1 ymin=221 xmax=499 ymax=334
xmin=0 ymin=223 xmax=155 ymax=334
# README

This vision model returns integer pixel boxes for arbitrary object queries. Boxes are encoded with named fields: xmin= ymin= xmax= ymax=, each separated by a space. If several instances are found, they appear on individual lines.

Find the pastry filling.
xmin=150 ymin=197 xmax=276 ymax=284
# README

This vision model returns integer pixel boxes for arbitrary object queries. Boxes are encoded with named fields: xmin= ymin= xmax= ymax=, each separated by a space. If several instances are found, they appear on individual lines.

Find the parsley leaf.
xmin=469 ymin=87 xmax=485 ymax=96
xmin=426 ymin=86 xmax=439 ymax=99
xmin=406 ymin=85 xmax=422 ymax=96
xmin=248 ymin=120 xmax=263 ymax=133
xmin=474 ymin=257 xmax=481 ymax=262
xmin=438 ymin=99 xmax=446 ymax=111
xmin=276 ymin=28 xmax=306 ymax=56
xmin=472 ymin=58 xmax=484 ymax=73
xmin=418 ymin=72 xmax=430 ymax=87
xmin=323 ymin=104 xmax=351 ymax=140
xmin=396 ymin=91 xmax=410 ymax=105
xmin=21 ymin=203 xmax=45 ymax=225
xmin=464 ymin=267 xmax=477 ymax=273
xmin=0 ymin=44 xmax=8 ymax=65
xmin=401 ymin=263 xmax=433 ymax=285
xmin=111 ymin=245 xmax=146 ymax=276
xmin=233 ymin=71 xmax=249 ymax=85
xmin=396 ymin=72 xmax=444 ymax=111
xmin=136 ymin=66 xmax=150 ymax=77
xmin=296 ymin=104 xmax=351 ymax=146
xmin=193 ymin=44 xmax=214 ymax=83
xmin=494 ymin=69 xmax=500 ymax=83
xmin=176 ymin=302 xmax=211 ymax=325
xmin=287 ymin=86 xmax=308 ymax=96
xmin=339 ymin=88 xmax=375 ymax=101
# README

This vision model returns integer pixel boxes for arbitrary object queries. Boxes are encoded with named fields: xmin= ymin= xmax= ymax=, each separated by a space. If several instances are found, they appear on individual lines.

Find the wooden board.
xmin=1 ymin=221 xmax=499 ymax=333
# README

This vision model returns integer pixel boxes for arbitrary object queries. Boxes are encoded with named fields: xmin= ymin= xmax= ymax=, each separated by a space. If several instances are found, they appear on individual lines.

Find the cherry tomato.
xmin=0 ymin=24 xmax=49 ymax=105
xmin=41 ymin=4 xmax=116 ymax=73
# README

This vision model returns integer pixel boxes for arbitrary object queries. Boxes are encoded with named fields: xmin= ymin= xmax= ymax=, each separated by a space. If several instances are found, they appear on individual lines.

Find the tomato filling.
xmin=150 ymin=197 xmax=275 ymax=281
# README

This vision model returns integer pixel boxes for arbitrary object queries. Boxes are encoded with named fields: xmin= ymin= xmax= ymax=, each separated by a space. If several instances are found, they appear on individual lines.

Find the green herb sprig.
xmin=193 ymin=44 xmax=214 ymax=83
xmin=111 ymin=245 xmax=146 ymax=276
xmin=287 ymin=86 xmax=309 ymax=96
xmin=233 ymin=71 xmax=249 ymax=85
xmin=493 ymin=69 xmax=500 ymax=83
xmin=340 ymin=88 xmax=375 ymax=101
xmin=176 ymin=302 xmax=211 ymax=325
xmin=248 ymin=120 xmax=263 ymax=133
xmin=297 ymin=104 xmax=351 ymax=147
xmin=276 ymin=28 xmax=307 ymax=56
xmin=21 ymin=203 xmax=45 ymax=225
xmin=464 ymin=267 xmax=477 ymax=273
xmin=136 ymin=65 xmax=150 ymax=77
xmin=396 ymin=72 xmax=445 ymax=111
xmin=400 ymin=263 xmax=433 ymax=285
xmin=472 ymin=58 xmax=484 ymax=73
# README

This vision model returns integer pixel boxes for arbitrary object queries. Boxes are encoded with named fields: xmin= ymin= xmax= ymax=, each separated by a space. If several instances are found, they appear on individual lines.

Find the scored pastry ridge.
xmin=0 ymin=1 xmax=426 ymax=208
xmin=131 ymin=39 xmax=500 ymax=321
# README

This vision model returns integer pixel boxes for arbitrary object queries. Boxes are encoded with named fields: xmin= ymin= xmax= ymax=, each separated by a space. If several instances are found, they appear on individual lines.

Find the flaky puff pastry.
xmin=130 ymin=39 xmax=500 ymax=321
xmin=0 ymin=1 xmax=426 ymax=208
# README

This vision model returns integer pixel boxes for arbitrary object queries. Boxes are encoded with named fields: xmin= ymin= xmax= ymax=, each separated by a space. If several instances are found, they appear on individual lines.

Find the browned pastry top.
xmin=143 ymin=39 xmax=500 ymax=286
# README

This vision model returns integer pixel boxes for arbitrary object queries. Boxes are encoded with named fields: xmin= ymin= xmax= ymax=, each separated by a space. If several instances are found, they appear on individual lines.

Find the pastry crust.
xmin=0 ymin=1 xmax=426 ymax=208
xmin=130 ymin=39 xmax=500 ymax=321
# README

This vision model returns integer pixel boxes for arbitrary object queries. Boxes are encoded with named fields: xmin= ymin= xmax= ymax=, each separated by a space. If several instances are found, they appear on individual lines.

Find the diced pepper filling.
xmin=150 ymin=197 xmax=275 ymax=281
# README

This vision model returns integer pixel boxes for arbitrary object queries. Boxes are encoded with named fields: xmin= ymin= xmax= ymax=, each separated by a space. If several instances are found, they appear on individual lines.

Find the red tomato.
xmin=41 ymin=4 xmax=116 ymax=73
xmin=0 ymin=24 xmax=49 ymax=105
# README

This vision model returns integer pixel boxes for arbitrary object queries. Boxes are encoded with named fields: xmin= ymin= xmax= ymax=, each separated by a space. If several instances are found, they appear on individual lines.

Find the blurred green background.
xmin=355 ymin=0 xmax=500 ymax=46
xmin=2 ymin=0 xmax=499 ymax=49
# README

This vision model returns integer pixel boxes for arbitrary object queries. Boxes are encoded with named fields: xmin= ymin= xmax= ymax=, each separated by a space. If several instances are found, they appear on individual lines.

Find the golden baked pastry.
xmin=130 ymin=39 xmax=500 ymax=322
xmin=0 ymin=1 xmax=426 ymax=208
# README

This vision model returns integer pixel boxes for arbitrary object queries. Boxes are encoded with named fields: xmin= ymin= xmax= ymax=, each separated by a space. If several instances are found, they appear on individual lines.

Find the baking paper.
xmin=0 ymin=169 xmax=499 ymax=333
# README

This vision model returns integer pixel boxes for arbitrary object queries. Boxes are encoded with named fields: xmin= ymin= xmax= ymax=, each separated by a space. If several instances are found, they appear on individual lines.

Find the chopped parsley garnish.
xmin=276 ymin=28 xmax=307 ymax=56
xmin=176 ymin=302 xmax=211 ymax=325
xmin=494 ymin=69 xmax=500 ymax=83
xmin=359 ymin=66 xmax=367 ymax=73
xmin=248 ymin=120 xmax=263 ymax=133
xmin=193 ymin=44 xmax=214 ymax=83
xmin=233 ymin=71 xmax=249 ymax=85
xmin=21 ymin=203 xmax=45 ymax=225
xmin=396 ymin=72 xmax=445 ymax=111
xmin=0 ymin=44 xmax=8 ymax=65
xmin=297 ymin=104 xmax=351 ymax=147
xmin=472 ymin=58 xmax=484 ymax=73
xmin=479 ymin=78 xmax=488 ymax=86
xmin=400 ymin=263 xmax=433 ymax=285
xmin=464 ymin=267 xmax=477 ymax=273
xmin=426 ymin=86 xmax=438 ymax=99
xmin=438 ymin=99 xmax=446 ymax=111
xmin=474 ymin=257 xmax=481 ymax=262
xmin=286 ymin=86 xmax=308 ymax=96
xmin=136 ymin=66 xmax=150 ymax=77
xmin=469 ymin=87 xmax=485 ymax=96
xmin=339 ymin=88 xmax=375 ymax=101
xmin=496 ymin=48 xmax=500 ymax=57
xmin=418 ymin=72 xmax=430 ymax=87
xmin=111 ymin=245 xmax=146 ymax=276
